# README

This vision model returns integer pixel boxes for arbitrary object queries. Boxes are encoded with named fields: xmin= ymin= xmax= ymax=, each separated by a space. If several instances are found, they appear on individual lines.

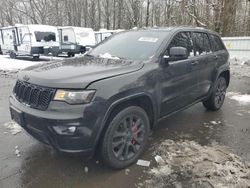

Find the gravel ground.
xmin=0 ymin=57 xmax=250 ymax=188
xmin=142 ymin=140 xmax=250 ymax=188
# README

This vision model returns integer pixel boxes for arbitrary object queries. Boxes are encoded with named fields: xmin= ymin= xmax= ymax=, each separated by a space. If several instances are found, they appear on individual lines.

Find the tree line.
xmin=0 ymin=0 xmax=249 ymax=37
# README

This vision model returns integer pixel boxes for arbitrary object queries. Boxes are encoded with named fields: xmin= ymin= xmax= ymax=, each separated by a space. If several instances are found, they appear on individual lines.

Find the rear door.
xmin=209 ymin=34 xmax=229 ymax=73
xmin=17 ymin=26 xmax=32 ymax=55
xmin=192 ymin=32 xmax=215 ymax=97
xmin=160 ymin=32 xmax=200 ymax=117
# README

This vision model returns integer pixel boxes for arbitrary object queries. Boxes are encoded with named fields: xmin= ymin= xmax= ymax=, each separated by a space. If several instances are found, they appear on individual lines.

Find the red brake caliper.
xmin=131 ymin=118 xmax=138 ymax=145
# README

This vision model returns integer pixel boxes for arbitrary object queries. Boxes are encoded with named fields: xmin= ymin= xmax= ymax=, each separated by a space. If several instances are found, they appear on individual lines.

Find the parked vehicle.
xmin=9 ymin=27 xmax=230 ymax=169
xmin=57 ymin=27 xmax=96 ymax=57
xmin=0 ymin=30 xmax=2 ymax=54
xmin=95 ymin=29 xmax=123 ymax=44
xmin=0 ymin=24 xmax=59 ymax=59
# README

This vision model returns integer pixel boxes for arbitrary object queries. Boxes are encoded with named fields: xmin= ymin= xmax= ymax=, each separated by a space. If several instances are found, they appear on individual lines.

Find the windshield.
xmin=35 ymin=31 xmax=56 ymax=42
xmin=89 ymin=31 xmax=168 ymax=60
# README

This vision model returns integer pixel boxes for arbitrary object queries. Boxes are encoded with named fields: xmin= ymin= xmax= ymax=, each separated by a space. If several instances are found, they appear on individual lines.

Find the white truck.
xmin=0 ymin=24 xmax=60 ymax=59
xmin=58 ymin=27 xmax=96 ymax=57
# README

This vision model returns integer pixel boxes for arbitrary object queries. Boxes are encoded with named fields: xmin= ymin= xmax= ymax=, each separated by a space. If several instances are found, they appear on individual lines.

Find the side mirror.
xmin=169 ymin=47 xmax=188 ymax=57
xmin=163 ymin=47 xmax=188 ymax=64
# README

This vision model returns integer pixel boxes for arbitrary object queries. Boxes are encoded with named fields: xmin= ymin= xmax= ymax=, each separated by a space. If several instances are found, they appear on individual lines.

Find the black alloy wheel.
xmin=101 ymin=106 xmax=150 ymax=169
xmin=203 ymin=76 xmax=227 ymax=111
xmin=112 ymin=115 xmax=145 ymax=161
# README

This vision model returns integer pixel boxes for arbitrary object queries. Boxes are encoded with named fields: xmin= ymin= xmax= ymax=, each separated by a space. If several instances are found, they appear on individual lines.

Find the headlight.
xmin=53 ymin=89 xmax=96 ymax=104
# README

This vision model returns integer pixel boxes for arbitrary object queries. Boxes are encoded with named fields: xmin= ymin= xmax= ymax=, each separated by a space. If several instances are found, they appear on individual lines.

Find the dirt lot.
xmin=0 ymin=58 xmax=250 ymax=188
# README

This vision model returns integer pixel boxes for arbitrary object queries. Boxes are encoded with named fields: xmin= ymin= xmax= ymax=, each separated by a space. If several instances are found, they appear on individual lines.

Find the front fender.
xmin=91 ymin=92 xmax=158 ymax=153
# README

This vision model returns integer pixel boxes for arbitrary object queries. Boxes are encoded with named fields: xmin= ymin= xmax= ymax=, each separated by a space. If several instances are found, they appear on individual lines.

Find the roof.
xmin=58 ymin=26 xmax=93 ymax=31
xmin=134 ymin=26 xmax=219 ymax=36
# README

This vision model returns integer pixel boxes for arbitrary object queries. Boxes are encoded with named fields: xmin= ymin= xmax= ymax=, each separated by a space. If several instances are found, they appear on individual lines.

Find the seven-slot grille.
xmin=13 ymin=80 xmax=56 ymax=110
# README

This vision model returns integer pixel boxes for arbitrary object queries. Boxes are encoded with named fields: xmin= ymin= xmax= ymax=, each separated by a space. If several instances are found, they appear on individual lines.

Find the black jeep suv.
xmin=9 ymin=27 xmax=230 ymax=169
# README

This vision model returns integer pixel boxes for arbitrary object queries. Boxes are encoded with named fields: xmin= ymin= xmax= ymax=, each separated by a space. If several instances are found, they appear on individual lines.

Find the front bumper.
xmin=9 ymin=94 xmax=107 ymax=156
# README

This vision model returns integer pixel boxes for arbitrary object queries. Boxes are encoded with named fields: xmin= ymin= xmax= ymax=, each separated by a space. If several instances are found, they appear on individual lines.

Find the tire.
xmin=101 ymin=106 xmax=150 ymax=169
xmin=52 ymin=52 xmax=59 ymax=57
xmin=203 ymin=76 xmax=227 ymax=111
xmin=33 ymin=56 xmax=40 ymax=60
xmin=67 ymin=52 xmax=75 ymax=57
xmin=10 ymin=52 xmax=16 ymax=59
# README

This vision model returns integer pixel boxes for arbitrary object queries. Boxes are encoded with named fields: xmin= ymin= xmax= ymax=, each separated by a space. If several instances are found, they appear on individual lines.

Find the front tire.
xmin=101 ymin=106 xmax=150 ymax=169
xmin=203 ymin=76 xmax=227 ymax=111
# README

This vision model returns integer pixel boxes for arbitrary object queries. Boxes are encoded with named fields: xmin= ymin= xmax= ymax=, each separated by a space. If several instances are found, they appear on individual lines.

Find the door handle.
xmin=191 ymin=61 xmax=199 ymax=66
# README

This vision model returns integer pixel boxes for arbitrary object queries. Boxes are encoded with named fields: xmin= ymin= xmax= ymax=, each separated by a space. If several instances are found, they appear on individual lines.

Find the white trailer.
xmin=0 ymin=28 xmax=3 ymax=54
xmin=0 ymin=24 xmax=59 ymax=59
xmin=58 ymin=27 xmax=96 ymax=57
xmin=94 ymin=29 xmax=124 ymax=44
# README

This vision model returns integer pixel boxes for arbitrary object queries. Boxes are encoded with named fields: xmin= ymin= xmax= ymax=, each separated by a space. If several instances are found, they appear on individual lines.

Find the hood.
xmin=18 ymin=56 xmax=144 ymax=88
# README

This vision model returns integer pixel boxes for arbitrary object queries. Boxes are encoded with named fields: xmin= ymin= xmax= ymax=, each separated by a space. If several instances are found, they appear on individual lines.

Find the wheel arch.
xmin=93 ymin=93 xmax=157 ymax=154
xmin=218 ymin=70 xmax=230 ymax=87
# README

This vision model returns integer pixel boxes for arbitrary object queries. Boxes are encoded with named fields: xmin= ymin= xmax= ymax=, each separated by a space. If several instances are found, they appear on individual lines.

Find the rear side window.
xmin=168 ymin=32 xmax=194 ymax=57
xmin=210 ymin=34 xmax=225 ymax=52
xmin=192 ymin=32 xmax=211 ymax=56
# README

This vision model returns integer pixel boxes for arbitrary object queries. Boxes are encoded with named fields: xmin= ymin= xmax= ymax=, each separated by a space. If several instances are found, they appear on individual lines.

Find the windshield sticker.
xmin=138 ymin=37 xmax=158 ymax=43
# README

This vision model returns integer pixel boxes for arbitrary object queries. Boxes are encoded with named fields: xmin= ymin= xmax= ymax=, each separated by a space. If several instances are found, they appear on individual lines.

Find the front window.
xmin=167 ymin=32 xmax=194 ymax=57
xmin=35 ymin=31 xmax=56 ymax=42
xmin=89 ymin=31 xmax=168 ymax=60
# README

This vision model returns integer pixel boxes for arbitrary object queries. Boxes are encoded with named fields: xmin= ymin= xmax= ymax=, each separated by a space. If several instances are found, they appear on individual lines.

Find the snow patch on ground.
xmin=0 ymin=55 xmax=65 ymax=71
xmin=4 ymin=121 xmax=22 ymax=135
xmin=230 ymin=95 xmax=250 ymax=105
xmin=0 ymin=55 xmax=44 ymax=71
xmin=142 ymin=140 xmax=250 ymax=188
xmin=227 ymin=92 xmax=250 ymax=105
xmin=230 ymin=58 xmax=250 ymax=78
xmin=210 ymin=120 xmax=221 ymax=125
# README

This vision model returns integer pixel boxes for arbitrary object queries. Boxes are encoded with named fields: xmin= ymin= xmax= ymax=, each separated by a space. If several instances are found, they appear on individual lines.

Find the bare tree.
xmin=221 ymin=0 xmax=238 ymax=36
xmin=0 ymin=0 xmax=248 ymax=37
xmin=247 ymin=0 xmax=250 ymax=35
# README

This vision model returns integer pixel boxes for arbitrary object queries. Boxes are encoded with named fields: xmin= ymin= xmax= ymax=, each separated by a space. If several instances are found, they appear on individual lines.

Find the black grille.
xmin=13 ymin=80 xmax=55 ymax=110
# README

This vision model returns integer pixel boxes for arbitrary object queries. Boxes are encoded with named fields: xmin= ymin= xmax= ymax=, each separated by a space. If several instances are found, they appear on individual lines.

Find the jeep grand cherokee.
xmin=9 ymin=27 xmax=230 ymax=169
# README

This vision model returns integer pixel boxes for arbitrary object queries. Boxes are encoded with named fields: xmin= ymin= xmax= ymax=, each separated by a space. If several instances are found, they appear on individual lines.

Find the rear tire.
xmin=101 ymin=106 xmax=150 ymax=169
xmin=203 ymin=76 xmax=227 ymax=111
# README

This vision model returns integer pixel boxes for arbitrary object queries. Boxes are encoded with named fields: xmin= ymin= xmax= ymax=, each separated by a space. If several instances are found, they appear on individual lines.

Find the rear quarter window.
xmin=209 ymin=34 xmax=225 ymax=52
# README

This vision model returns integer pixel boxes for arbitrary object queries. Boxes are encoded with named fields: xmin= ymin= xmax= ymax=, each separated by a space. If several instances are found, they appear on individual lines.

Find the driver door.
xmin=159 ymin=32 xmax=200 ymax=117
